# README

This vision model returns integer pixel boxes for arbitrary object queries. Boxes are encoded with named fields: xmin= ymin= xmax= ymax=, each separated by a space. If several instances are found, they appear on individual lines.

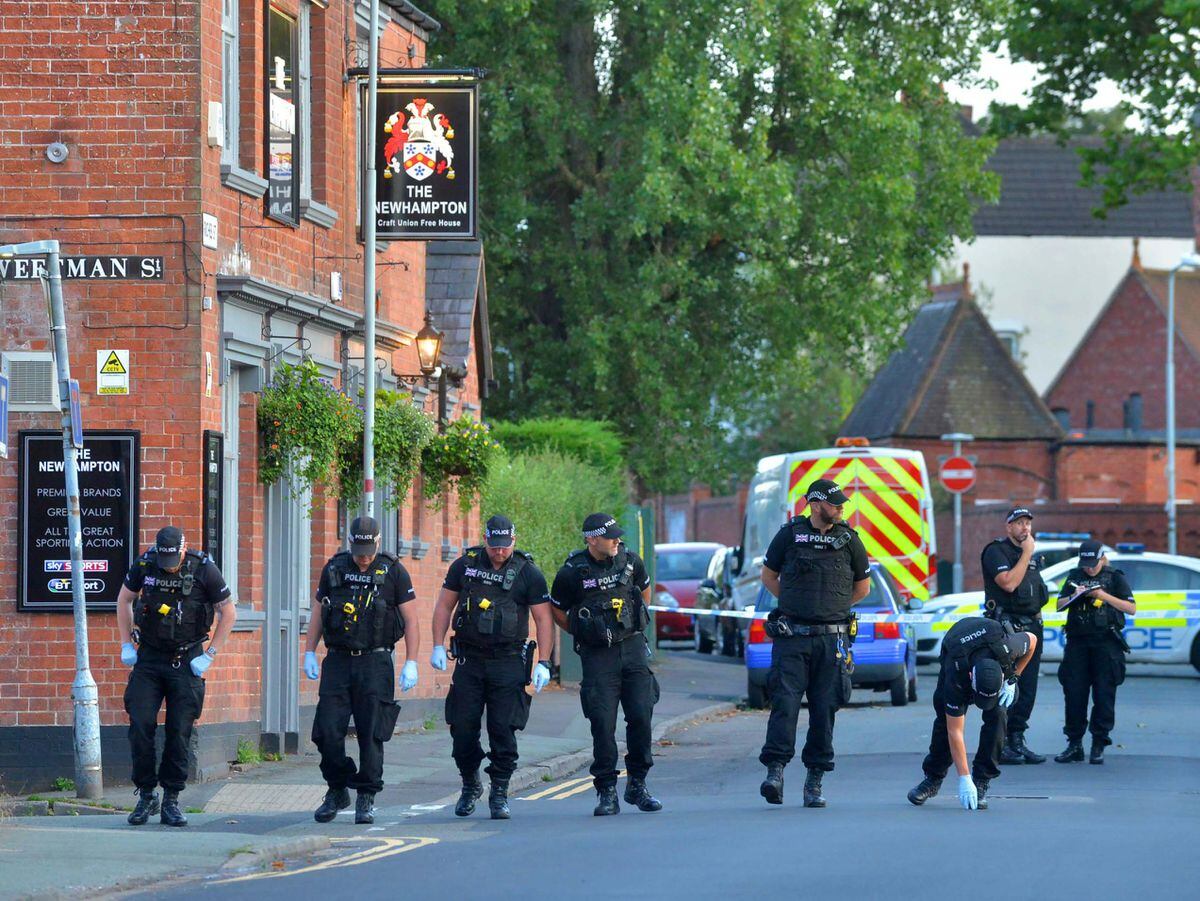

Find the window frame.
xmin=265 ymin=4 xmax=300 ymax=226
xmin=220 ymin=0 xmax=239 ymax=167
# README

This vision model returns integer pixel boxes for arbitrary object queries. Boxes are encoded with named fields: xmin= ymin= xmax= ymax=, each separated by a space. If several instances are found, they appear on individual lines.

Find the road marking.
xmin=410 ymin=803 xmax=446 ymax=811
xmin=520 ymin=776 xmax=592 ymax=801
xmin=539 ymin=771 xmax=627 ymax=802
xmin=215 ymin=836 xmax=438 ymax=883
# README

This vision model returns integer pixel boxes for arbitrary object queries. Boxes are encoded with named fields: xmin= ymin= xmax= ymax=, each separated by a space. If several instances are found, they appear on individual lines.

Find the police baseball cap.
xmin=971 ymin=658 xmax=1004 ymax=711
xmin=349 ymin=516 xmax=380 ymax=556
xmin=582 ymin=513 xmax=624 ymax=539
xmin=155 ymin=526 xmax=184 ymax=569
xmin=1078 ymin=539 xmax=1104 ymax=565
xmin=484 ymin=514 xmax=516 ymax=548
xmin=806 ymin=478 xmax=850 ymax=506
xmin=1005 ymin=506 xmax=1034 ymax=523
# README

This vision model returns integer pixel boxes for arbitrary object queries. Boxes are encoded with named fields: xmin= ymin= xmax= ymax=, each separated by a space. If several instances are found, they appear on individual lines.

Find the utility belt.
xmin=765 ymin=610 xmax=857 ymax=639
xmin=985 ymin=605 xmax=1042 ymax=629
xmin=449 ymin=635 xmax=523 ymax=660
xmin=133 ymin=635 xmax=203 ymax=666
xmin=327 ymin=646 xmax=392 ymax=657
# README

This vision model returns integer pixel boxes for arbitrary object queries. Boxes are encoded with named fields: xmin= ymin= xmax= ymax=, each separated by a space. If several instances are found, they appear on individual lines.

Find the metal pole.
xmin=361 ymin=0 xmax=381 ymax=517
xmin=1166 ymin=265 xmax=1178 ymax=555
xmin=952 ymin=437 xmax=963 ymax=594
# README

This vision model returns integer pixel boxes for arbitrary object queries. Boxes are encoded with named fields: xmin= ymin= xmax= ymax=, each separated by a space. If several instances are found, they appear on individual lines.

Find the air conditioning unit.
xmin=2 ymin=352 xmax=59 ymax=410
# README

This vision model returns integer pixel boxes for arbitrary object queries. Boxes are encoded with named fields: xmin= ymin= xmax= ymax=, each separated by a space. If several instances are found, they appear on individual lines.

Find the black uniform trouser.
xmin=312 ymin=650 xmax=396 ymax=794
xmin=921 ymin=661 xmax=1006 ymax=782
xmin=1060 ymin=637 xmax=1125 ymax=746
xmin=996 ymin=615 xmax=1042 ymax=738
xmin=579 ymin=635 xmax=659 ymax=790
xmin=759 ymin=633 xmax=849 ymax=773
xmin=124 ymin=643 xmax=206 ymax=794
xmin=445 ymin=649 xmax=531 ymax=781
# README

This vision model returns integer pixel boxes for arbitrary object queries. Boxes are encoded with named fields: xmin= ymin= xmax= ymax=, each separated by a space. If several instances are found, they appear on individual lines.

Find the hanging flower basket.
xmin=339 ymin=389 xmax=436 ymax=506
xmin=422 ymin=417 xmax=502 ymax=515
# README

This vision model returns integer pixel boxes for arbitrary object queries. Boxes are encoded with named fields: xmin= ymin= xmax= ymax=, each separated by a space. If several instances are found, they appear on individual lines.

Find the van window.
xmin=746 ymin=478 xmax=782 ymax=560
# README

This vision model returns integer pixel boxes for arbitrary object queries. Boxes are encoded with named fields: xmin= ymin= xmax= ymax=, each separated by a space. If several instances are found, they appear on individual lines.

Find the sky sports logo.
xmin=44 ymin=560 xmax=109 ymax=573
xmin=48 ymin=578 xmax=105 ymax=593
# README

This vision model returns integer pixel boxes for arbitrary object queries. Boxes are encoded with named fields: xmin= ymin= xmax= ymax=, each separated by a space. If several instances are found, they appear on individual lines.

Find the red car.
xmin=653 ymin=542 xmax=725 ymax=645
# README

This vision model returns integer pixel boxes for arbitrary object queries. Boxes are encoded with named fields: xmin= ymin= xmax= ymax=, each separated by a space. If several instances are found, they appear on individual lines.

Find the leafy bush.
xmin=481 ymin=450 xmax=628 ymax=570
xmin=422 ymin=417 xmax=503 ymax=515
xmin=339 ymin=389 xmax=436 ymax=506
xmin=489 ymin=418 xmax=625 ymax=474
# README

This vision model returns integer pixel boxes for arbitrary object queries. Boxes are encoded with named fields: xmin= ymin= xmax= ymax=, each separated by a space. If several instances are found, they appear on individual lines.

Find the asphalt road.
xmin=142 ymin=657 xmax=1200 ymax=900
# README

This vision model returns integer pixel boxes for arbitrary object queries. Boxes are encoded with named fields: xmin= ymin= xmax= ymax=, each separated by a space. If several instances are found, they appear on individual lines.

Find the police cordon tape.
xmin=646 ymin=605 xmax=1200 ymax=626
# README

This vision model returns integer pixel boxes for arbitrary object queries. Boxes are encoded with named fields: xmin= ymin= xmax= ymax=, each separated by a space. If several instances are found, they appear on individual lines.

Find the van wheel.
xmin=890 ymin=674 xmax=908 ymax=707
xmin=747 ymin=678 xmax=769 ymax=709
xmin=907 ymin=676 xmax=918 ymax=703
xmin=1191 ymin=633 xmax=1200 ymax=674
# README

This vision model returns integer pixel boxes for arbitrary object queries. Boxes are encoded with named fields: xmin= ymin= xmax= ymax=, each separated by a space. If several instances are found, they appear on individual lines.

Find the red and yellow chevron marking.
xmin=788 ymin=455 xmax=932 ymax=601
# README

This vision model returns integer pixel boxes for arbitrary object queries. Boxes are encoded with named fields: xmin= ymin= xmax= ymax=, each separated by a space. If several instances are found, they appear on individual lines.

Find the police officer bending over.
xmin=430 ymin=515 xmax=555 ymax=819
xmin=758 ymin=479 xmax=870 ymax=808
xmin=550 ymin=513 xmax=661 ymax=816
xmin=981 ymin=506 xmax=1049 ymax=765
xmin=1054 ymin=539 xmax=1136 ymax=765
xmin=908 ymin=616 xmax=1037 ymax=810
xmin=117 ymin=526 xmax=237 ymax=827
xmin=304 ymin=516 xmax=420 ymax=825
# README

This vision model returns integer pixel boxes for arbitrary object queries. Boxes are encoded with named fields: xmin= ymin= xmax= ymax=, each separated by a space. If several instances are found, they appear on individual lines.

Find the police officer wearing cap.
xmin=1053 ymin=540 xmax=1136 ymax=765
xmin=550 ymin=513 xmax=661 ymax=816
xmin=757 ymin=479 xmax=871 ymax=808
xmin=304 ymin=516 xmax=420 ymax=825
xmin=430 ymin=515 xmax=556 ymax=820
xmin=908 ymin=615 xmax=1038 ymax=810
xmin=981 ymin=505 xmax=1050 ymax=764
xmin=117 ymin=526 xmax=237 ymax=827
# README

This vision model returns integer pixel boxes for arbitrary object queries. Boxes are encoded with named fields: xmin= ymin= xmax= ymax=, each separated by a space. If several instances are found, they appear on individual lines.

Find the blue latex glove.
xmin=998 ymin=680 xmax=1017 ymax=709
xmin=304 ymin=650 xmax=320 ymax=681
xmin=532 ymin=662 xmax=551 ymax=693
xmin=430 ymin=645 xmax=448 ymax=671
xmin=400 ymin=660 xmax=419 ymax=692
xmin=958 ymin=775 xmax=978 ymax=810
xmin=120 ymin=642 xmax=138 ymax=667
xmin=190 ymin=651 xmax=213 ymax=678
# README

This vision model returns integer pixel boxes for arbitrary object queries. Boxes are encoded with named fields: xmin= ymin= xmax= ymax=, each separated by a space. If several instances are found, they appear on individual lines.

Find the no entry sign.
xmin=939 ymin=456 xmax=976 ymax=494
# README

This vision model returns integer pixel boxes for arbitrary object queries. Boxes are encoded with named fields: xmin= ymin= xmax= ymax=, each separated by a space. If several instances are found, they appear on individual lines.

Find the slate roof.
xmin=425 ymin=240 xmax=494 ymax=396
xmin=840 ymin=283 xmax=1064 ymax=441
xmin=973 ymin=136 xmax=1194 ymax=238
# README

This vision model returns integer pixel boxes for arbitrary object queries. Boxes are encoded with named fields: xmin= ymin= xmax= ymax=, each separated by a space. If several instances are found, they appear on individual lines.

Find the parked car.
xmin=653 ymin=542 xmax=725 ymax=645
xmin=692 ymin=547 xmax=744 ymax=656
xmin=745 ymin=563 xmax=921 ymax=708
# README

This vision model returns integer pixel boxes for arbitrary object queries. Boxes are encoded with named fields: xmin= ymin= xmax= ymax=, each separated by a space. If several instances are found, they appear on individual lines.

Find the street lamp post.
xmin=1166 ymin=252 xmax=1200 ymax=555
xmin=361 ymin=0 xmax=382 ymax=517
xmin=941 ymin=432 xmax=975 ymax=594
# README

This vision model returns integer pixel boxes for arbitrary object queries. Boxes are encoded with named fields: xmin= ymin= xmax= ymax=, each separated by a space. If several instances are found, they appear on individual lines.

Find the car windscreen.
xmin=1038 ymin=547 xmax=1081 ymax=568
xmin=655 ymin=551 xmax=714 ymax=581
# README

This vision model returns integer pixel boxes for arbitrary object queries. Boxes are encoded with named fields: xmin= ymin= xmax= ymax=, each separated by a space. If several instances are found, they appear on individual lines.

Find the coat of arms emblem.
xmin=382 ymin=98 xmax=456 ymax=181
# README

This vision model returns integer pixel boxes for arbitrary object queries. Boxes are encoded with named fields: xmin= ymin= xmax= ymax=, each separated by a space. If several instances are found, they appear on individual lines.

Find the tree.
xmin=429 ymin=1 xmax=1002 ymax=492
xmin=1000 ymin=1 xmax=1200 ymax=211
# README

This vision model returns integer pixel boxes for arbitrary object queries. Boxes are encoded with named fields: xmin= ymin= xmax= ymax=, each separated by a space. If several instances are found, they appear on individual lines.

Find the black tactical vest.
xmin=134 ymin=550 xmax=214 ymax=651
xmin=944 ymin=617 xmax=1017 ymax=680
xmin=1063 ymin=566 xmax=1127 ymax=639
xmin=567 ymin=545 xmax=647 ymax=648
xmin=777 ymin=518 xmax=857 ymax=623
xmin=981 ymin=538 xmax=1048 ymax=618
xmin=452 ymin=546 xmax=532 ymax=648
xmin=320 ymin=552 xmax=404 ymax=651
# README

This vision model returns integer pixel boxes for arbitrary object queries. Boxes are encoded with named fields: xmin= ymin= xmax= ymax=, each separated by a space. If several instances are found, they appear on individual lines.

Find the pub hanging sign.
xmin=360 ymin=77 xmax=478 ymax=240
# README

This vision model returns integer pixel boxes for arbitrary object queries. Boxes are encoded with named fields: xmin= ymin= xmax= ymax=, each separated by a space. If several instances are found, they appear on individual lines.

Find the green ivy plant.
xmin=422 ymin=417 xmax=501 ymax=515
xmin=257 ymin=360 xmax=359 ymax=497
xmin=339 ymin=389 xmax=436 ymax=507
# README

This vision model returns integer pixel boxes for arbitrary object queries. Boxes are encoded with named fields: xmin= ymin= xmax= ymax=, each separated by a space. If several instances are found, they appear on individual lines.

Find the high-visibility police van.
xmin=731 ymin=440 xmax=938 ymax=615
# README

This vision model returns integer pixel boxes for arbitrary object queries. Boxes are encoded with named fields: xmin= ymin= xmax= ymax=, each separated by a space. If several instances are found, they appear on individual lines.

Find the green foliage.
xmin=235 ymin=738 xmax=263 ymax=766
xmin=1001 ymin=1 xmax=1200 ymax=211
xmin=489 ymin=418 xmax=625 ymax=473
xmin=51 ymin=777 xmax=75 ymax=793
xmin=422 ymin=417 xmax=503 ymax=514
xmin=481 ymin=450 xmax=629 ymax=571
xmin=257 ymin=360 xmax=359 ymax=497
xmin=423 ymin=712 xmax=439 ymax=731
xmin=429 ymin=1 xmax=1002 ymax=491
xmin=340 ymin=389 xmax=436 ymax=507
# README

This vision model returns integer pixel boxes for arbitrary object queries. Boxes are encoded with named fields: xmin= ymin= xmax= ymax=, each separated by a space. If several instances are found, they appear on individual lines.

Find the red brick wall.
xmin=1056 ymin=442 xmax=1200 ymax=506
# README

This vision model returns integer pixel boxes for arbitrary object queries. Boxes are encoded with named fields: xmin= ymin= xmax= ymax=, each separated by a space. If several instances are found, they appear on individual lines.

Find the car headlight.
xmin=655 ymin=591 xmax=680 ymax=610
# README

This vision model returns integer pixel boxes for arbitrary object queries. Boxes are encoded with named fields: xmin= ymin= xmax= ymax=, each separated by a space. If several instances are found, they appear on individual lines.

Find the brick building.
xmin=0 ymin=1 xmax=492 ymax=791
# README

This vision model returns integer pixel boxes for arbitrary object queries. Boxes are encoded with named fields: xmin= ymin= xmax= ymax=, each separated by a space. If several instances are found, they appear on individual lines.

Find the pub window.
xmin=266 ymin=6 xmax=299 ymax=225
xmin=298 ymin=0 xmax=313 ymax=207
xmin=220 ymin=0 xmax=239 ymax=167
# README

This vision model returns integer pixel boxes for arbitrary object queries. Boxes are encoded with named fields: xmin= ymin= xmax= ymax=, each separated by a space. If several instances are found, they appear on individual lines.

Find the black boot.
xmin=1089 ymin=740 xmax=1106 ymax=765
xmin=159 ymin=791 xmax=187 ymax=827
xmin=1006 ymin=734 xmax=1046 ymax=765
xmin=803 ymin=768 xmax=826 ymax=808
xmin=1055 ymin=740 xmax=1085 ymax=763
xmin=975 ymin=777 xmax=990 ymax=810
xmin=999 ymin=738 xmax=1024 ymax=765
xmin=455 ymin=772 xmax=483 ymax=817
xmin=759 ymin=763 xmax=785 ymax=805
xmin=314 ymin=787 xmax=351 ymax=823
xmin=593 ymin=785 xmax=620 ymax=816
xmin=355 ymin=791 xmax=376 ymax=824
xmin=906 ymin=776 xmax=942 ymax=806
xmin=488 ymin=779 xmax=511 ymax=820
xmin=127 ymin=789 xmax=159 ymax=826
xmin=623 ymin=778 xmax=662 ymax=812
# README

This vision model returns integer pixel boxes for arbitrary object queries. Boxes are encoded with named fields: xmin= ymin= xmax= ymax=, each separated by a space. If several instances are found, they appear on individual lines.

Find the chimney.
xmin=962 ymin=261 xmax=972 ymax=297
xmin=959 ymin=105 xmax=974 ymax=123
xmin=1131 ymin=237 xmax=1143 ymax=271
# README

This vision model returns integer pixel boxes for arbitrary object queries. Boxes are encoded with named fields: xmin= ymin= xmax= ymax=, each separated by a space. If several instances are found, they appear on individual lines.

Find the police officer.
xmin=304 ymin=516 xmax=420 ymax=825
xmin=429 ymin=515 xmax=555 ymax=820
xmin=1053 ymin=540 xmax=1136 ymax=765
xmin=550 ymin=513 xmax=661 ymax=816
xmin=907 ymin=616 xmax=1038 ymax=810
xmin=117 ymin=526 xmax=237 ymax=827
xmin=757 ymin=479 xmax=870 ymax=808
xmin=981 ymin=505 xmax=1049 ymax=765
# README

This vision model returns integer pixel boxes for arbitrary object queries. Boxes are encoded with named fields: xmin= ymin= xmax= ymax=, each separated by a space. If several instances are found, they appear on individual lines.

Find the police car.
xmin=916 ymin=545 xmax=1200 ymax=671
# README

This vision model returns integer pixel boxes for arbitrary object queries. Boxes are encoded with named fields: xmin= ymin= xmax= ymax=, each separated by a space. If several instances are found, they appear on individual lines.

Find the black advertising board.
xmin=18 ymin=430 xmax=139 ymax=612
xmin=362 ymin=81 xmax=478 ymax=239
xmin=203 ymin=430 xmax=223 ymax=571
